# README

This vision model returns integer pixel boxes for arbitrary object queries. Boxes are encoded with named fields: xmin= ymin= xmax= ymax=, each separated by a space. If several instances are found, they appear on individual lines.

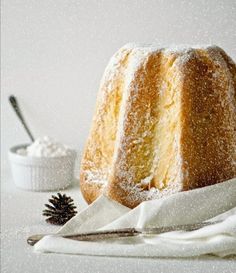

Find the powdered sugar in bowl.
xmin=8 ymin=136 xmax=77 ymax=191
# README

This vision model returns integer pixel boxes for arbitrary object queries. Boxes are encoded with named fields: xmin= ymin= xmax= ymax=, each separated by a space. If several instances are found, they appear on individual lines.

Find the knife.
xmin=27 ymin=220 xmax=221 ymax=246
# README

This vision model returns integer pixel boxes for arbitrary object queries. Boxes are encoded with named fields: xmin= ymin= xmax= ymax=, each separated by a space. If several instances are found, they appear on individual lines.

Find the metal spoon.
xmin=9 ymin=95 xmax=35 ymax=142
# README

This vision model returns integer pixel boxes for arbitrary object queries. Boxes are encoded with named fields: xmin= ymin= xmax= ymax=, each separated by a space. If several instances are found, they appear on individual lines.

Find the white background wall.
xmin=2 ymin=0 xmax=236 ymax=170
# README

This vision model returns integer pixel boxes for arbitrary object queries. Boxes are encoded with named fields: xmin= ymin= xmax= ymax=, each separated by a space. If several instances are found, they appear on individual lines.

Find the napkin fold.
xmin=34 ymin=178 xmax=236 ymax=257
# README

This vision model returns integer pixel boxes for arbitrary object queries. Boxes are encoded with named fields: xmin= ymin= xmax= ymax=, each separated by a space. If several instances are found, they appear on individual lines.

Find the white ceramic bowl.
xmin=8 ymin=144 xmax=77 ymax=191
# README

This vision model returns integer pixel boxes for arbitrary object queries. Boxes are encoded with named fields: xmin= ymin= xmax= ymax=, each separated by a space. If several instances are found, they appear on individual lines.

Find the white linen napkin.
xmin=34 ymin=178 xmax=236 ymax=257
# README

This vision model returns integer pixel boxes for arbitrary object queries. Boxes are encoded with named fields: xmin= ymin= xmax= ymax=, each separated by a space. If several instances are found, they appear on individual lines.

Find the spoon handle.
xmin=9 ymin=95 xmax=35 ymax=142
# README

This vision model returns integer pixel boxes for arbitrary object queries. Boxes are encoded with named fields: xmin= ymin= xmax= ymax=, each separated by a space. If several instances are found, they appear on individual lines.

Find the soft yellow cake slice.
xmin=80 ymin=44 xmax=236 ymax=208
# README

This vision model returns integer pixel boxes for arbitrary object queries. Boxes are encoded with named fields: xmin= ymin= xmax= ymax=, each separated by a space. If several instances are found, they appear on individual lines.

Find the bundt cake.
xmin=80 ymin=44 xmax=236 ymax=208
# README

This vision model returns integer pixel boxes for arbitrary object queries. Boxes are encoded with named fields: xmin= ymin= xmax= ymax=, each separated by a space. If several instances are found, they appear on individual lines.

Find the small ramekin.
xmin=8 ymin=144 xmax=77 ymax=191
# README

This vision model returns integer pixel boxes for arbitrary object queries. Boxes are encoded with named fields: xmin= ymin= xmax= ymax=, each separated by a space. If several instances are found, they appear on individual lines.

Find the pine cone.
xmin=43 ymin=193 xmax=77 ymax=225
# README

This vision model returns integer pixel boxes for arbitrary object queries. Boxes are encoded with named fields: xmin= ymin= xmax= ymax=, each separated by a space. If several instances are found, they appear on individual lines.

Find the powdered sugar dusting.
xmin=83 ymin=170 xmax=108 ymax=186
xmin=119 ymin=179 xmax=183 ymax=204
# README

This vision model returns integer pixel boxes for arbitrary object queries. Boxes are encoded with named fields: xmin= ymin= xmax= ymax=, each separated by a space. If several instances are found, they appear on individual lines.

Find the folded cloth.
xmin=34 ymin=178 xmax=236 ymax=257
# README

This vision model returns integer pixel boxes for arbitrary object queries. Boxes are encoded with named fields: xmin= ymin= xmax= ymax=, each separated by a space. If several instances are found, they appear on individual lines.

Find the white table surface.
xmin=1 ymin=168 xmax=236 ymax=273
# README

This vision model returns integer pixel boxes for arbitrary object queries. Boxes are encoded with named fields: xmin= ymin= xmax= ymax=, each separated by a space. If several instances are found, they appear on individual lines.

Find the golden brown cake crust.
xmin=80 ymin=44 xmax=236 ymax=208
xmin=180 ymin=48 xmax=236 ymax=189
